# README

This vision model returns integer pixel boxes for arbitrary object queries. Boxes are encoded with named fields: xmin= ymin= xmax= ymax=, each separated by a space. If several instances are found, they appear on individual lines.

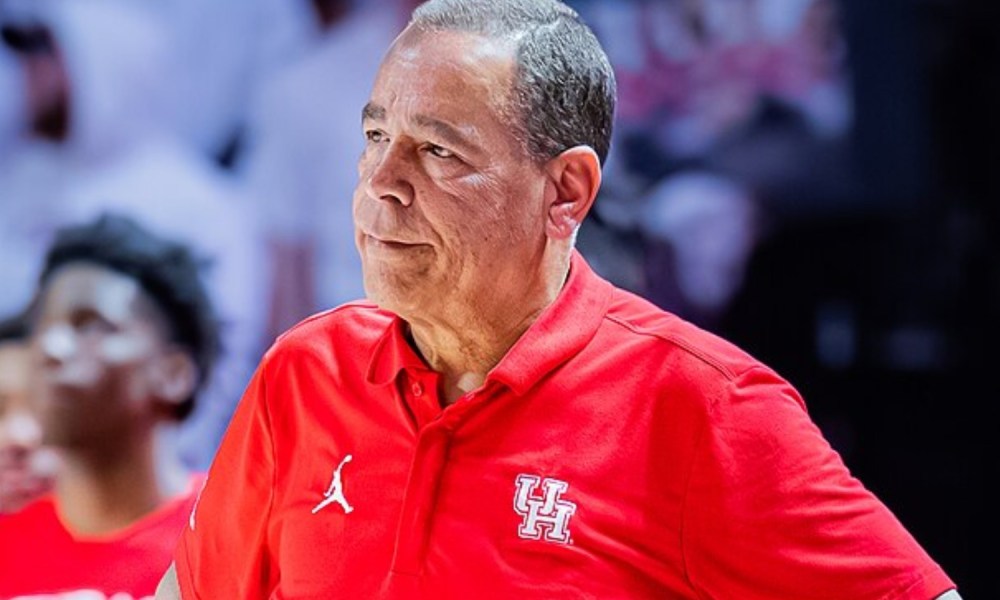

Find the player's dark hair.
xmin=410 ymin=0 xmax=616 ymax=165
xmin=38 ymin=213 xmax=219 ymax=421
xmin=0 ymin=312 xmax=29 ymax=344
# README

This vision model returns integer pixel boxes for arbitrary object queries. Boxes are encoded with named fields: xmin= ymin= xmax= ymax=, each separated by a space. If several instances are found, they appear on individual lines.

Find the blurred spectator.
xmin=128 ymin=0 xmax=319 ymax=161
xmin=0 ymin=313 xmax=57 ymax=515
xmin=707 ymin=0 xmax=857 ymax=223
xmin=0 ymin=40 xmax=28 ymax=158
xmin=640 ymin=170 xmax=759 ymax=328
xmin=239 ymin=1 xmax=410 ymax=336
xmin=591 ymin=0 xmax=849 ymax=152
xmin=572 ymin=0 xmax=853 ymax=333
xmin=0 ymin=1 xmax=267 ymax=469
xmin=577 ymin=169 xmax=759 ymax=331
xmin=1 ymin=0 xmax=319 ymax=162
xmin=0 ymin=215 xmax=215 ymax=596
xmin=755 ymin=0 xmax=852 ymax=138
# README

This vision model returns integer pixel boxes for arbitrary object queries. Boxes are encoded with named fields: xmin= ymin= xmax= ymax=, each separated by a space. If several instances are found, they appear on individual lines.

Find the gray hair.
xmin=410 ymin=0 xmax=616 ymax=165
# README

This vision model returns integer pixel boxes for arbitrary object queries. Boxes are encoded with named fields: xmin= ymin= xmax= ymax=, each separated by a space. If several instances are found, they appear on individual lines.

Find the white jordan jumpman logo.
xmin=312 ymin=454 xmax=354 ymax=515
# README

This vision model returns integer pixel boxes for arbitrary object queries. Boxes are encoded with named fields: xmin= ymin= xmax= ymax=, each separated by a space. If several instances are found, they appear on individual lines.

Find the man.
xmin=0 ymin=215 xmax=218 ymax=598
xmin=0 ymin=314 xmax=56 ymax=515
xmin=159 ymin=1 xmax=960 ymax=598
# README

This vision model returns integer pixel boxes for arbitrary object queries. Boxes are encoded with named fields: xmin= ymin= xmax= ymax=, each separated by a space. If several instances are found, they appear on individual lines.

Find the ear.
xmin=544 ymin=146 xmax=602 ymax=241
xmin=148 ymin=349 xmax=198 ymax=420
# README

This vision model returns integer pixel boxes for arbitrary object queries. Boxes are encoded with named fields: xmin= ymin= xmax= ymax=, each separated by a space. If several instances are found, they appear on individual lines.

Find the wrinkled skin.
xmin=354 ymin=27 xmax=551 ymax=331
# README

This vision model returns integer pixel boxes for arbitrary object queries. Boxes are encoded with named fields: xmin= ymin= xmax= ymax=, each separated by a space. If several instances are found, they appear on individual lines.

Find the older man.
xmin=159 ymin=1 xmax=959 ymax=598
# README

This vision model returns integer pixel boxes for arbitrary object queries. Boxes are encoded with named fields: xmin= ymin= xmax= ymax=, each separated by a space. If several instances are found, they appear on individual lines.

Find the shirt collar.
xmin=366 ymin=314 xmax=429 ymax=387
xmin=366 ymin=250 xmax=613 ymax=394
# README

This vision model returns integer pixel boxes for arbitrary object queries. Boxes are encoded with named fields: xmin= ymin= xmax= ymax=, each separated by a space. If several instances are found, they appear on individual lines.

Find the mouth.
xmin=364 ymin=233 xmax=429 ymax=251
xmin=38 ymin=368 xmax=98 ymax=397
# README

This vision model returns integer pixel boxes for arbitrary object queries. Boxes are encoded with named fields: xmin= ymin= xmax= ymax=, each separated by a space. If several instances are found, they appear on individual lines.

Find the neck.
xmin=53 ymin=428 xmax=177 ymax=536
xmin=408 ymin=249 xmax=571 ymax=405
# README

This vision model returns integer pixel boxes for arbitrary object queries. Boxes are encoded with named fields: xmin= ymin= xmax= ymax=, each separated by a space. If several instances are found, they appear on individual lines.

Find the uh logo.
xmin=513 ymin=474 xmax=577 ymax=544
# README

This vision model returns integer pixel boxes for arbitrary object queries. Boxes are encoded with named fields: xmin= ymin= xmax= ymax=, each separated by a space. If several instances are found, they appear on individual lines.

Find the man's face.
xmin=31 ymin=263 xmax=170 ymax=448
xmin=354 ymin=28 xmax=550 ymax=321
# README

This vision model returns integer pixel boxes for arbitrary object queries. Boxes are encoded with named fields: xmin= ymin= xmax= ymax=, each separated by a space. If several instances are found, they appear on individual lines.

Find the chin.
xmin=365 ymin=286 xmax=412 ymax=317
xmin=364 ymin=280 xmax=423 ymax=319
xmin=362 ymin=265 xmax=433 ymax=316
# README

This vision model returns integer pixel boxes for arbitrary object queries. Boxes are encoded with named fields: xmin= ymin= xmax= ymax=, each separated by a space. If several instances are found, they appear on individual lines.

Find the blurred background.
xmin=0 ymin=0 xmax=994 ymax=595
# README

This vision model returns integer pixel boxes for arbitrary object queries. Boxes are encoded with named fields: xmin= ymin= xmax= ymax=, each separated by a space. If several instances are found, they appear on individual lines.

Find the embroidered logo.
xmin=312 ymin=454 xmax=354 ymax=515
xmin=513 ymin=474 xmax=576 ymax=544
xmin=10 ymin=591 xmax=153 ymax=599
xmin=189 ymin=476 xmax=208 ymax=532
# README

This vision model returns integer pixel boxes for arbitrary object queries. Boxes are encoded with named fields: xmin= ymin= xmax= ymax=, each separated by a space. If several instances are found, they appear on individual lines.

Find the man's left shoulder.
xmin=601 ymin=288 xmax=766 ymax=383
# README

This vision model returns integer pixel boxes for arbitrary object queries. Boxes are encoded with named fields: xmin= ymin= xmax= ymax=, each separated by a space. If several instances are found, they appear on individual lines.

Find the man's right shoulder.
xmin=265 ymin=301 xmax=396 ymax=363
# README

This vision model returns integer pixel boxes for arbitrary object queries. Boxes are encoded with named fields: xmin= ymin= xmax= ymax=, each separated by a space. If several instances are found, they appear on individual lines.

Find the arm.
xmin=155 ymin=563 xmax=181 ymax=600
xmin=682 ymin=366 xmax=958 ymax=599
xmin=171 ymin=362 xmax=277 ymax=596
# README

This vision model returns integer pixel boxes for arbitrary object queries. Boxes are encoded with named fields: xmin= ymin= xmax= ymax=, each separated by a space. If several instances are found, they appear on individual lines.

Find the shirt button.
xmin=411 ymin=381 xmax=423 ymax=397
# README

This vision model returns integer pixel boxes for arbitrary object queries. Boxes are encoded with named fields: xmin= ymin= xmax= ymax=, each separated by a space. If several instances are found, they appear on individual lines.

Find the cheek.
xmin=100 ymin=335 xmax=152 ymax=365
xmin=93 ymin=336 xmax=156 ymax=399
xmin=356 ymin=143 xmax=389 ymax=192
xmin=448 ymin=174 xmax=540 ymax=242
xmin=434 ymin=174 xmax=506 ymax=232
xmin=351 ymin=186 xmax=365 ymax=229
xmin=353 ymin=176 xmax=376 ymax=214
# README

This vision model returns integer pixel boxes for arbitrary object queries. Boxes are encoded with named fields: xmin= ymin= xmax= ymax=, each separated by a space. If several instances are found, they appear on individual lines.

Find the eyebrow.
xmin=414 ymin=114 xmax=477 ymax=150
xmin=362 ymin=102 xmax=478 ymax=151
xmin=362 ymin=102 xmax=385 ymax=123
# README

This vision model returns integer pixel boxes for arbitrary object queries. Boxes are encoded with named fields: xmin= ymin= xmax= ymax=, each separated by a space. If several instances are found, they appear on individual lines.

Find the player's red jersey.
xmin=177 ymin=251 xmax=955 ymax=599
xmin=0 ymin=477 xmax=202 ymax=600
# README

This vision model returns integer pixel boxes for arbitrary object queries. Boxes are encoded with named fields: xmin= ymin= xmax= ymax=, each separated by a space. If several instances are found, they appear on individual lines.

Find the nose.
xmin=362 ymin=140 xmax=415 ymax=207
xmin=36 ymin=323 xmax=75 ymax=365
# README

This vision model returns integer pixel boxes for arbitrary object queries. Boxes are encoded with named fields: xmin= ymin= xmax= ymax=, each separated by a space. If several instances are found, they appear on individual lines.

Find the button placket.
xmin=390 ymin=384 xmax=493 ymax=578
xmin=391 ymin=421 xmax=451 ymax=576
xmin=400 ymin=370 xmax=441 ymax=431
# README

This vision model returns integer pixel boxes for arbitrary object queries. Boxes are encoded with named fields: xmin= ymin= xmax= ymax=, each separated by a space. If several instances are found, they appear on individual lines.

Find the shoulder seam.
xmin=603 ymin=313 xmax=740 ymax=381
xmin=273 ymin=301 xmax=381 ymax=344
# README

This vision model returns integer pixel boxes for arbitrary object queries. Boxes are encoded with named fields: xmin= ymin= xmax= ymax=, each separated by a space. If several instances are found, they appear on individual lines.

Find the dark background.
xmin=719 ymin=0 xmax=997 ymax=595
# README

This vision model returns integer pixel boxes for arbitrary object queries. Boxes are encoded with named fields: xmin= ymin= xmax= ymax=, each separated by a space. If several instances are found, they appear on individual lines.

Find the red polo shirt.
xmin=176 ymin=252 xmax=955 ymax=599
xmin=0 ymin=477 xmax=201 ymax=599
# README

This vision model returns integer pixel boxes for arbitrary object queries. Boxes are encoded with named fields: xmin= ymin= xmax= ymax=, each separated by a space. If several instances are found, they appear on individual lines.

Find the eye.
xmin=71 ymin=310 xmax=115 ymax=336
xmin=365 ymin=129 xmax=387 ymax=143
xmin=426 ymin=143 xmax=455 ymax=159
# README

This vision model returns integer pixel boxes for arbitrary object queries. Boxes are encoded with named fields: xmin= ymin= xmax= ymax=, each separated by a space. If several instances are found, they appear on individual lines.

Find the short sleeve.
xmin=175 ymin=360 xmax=277 ymax=598
xmin=682 ymin=366 xmax=955 ymax=600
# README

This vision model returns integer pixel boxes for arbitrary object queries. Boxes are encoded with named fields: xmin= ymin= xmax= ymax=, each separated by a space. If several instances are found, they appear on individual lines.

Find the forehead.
xmin=39 ymin=263 xmax=146 ymax=321
xmin=369 ymin=27 xmax=519 ymax=131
